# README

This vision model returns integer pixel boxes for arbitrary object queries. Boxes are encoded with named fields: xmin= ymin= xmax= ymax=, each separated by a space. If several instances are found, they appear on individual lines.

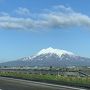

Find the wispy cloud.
xmin=0 ymin=5 xmax=90 ymax=31
xmin=0 ymin=12 xmax=9 ymax=16
xmin=15 ymin=7 xmax=31 ymax=16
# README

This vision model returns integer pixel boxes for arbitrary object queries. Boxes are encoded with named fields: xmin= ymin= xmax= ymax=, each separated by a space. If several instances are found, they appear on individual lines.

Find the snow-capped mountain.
xmin=21 ymin=47 xmax=74 ymax=61
xmin=0 ymin=47 xmax=90 ymax=67
xmin=36 ymin=47 xmax=74 ymax=57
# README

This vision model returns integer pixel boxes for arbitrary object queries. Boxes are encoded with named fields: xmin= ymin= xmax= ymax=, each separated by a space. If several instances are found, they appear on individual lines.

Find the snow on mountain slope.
xmin=36 ymin=47 xmax=74 ymax=57
xmin=21 ymin=47 xmax=74 ymax=61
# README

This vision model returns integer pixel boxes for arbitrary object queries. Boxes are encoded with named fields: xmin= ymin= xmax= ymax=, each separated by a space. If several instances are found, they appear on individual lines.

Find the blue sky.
xmin=0 ymin=0 xmax=90 ymax=62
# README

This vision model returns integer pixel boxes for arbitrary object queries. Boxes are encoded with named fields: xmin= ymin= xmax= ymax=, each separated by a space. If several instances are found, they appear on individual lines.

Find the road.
xmin=0 ymin=77 xmax=87 ymax=90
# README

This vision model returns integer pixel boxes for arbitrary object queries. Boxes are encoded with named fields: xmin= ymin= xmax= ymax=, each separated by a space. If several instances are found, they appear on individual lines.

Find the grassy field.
xmin=0 ymin=72 xmax=90 ymax=88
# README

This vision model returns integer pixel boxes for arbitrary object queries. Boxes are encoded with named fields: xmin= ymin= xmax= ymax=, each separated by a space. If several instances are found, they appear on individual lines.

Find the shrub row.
xmin=0 ymin=72 xmax=90 ymax=88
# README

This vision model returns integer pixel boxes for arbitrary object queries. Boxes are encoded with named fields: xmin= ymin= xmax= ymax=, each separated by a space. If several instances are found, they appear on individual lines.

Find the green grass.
xmin=0 ymin=72 xmax=90 ymax=88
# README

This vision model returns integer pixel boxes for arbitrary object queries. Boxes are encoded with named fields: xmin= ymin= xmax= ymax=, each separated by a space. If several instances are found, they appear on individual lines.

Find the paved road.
xmin=0 ymin=77 xmax=87 ymax=90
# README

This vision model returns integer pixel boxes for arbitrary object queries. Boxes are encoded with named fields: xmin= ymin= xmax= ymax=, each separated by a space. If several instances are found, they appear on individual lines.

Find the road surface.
xmin=0 ymin=77 xmax=87 ymax=90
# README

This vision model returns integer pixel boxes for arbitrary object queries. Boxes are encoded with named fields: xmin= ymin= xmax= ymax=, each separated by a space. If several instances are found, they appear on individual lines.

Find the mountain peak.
xmin=36 ymin=47 xmax=74 ymax=57
xmin=1 ymin=47 xmax=90 ymax=67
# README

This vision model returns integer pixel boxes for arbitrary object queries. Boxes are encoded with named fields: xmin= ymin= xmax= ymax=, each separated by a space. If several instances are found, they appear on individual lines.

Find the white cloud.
xmin=0 ymin=5 xmax=90 ymax=31
xmin=0 ymin=16 xmax=35 ymax=30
